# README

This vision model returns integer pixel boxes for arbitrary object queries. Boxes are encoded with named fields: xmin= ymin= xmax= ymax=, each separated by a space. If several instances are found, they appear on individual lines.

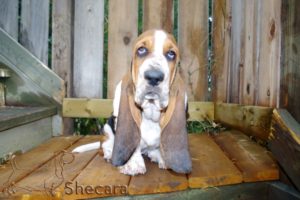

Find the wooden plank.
xmin=107 ymin=0 xmax=138 ymax=98
xmin=241 ymin=0 xmax=259 ymax=105
xmin=256 ymin=0 xmax=281 ymax=107
xmin=268 ymin=182 xmax=300 ymax=200
xmin=280 ymin=0 xmax=300 ymax=123
xmin=128 ymin=158 xmax=188 ymax=195
xmin=143 ymin=0 xmax=173 ymax=33
xmin=227 ymin=0 xmax=245 ymax=103
xmin=0 ymin=29 xmax=65 ymax=106
xmin=73 ymin=0 xmax=104 ymax=98
xmin=20 ymin=0 xmax=49 ymax=65
xmin=0 ymin=106 xmax=57 ymax=131
xmin=215 ymin=103 xmax=273 ymax=141
xmin=0 ymin=136 xmax=81 ymax=192
xmin=188 ymin=101 xmax=214 ymax=121
xmin=0 ymin=0 xmax=18 ymax=39
xmin=269 ymin=109 xmax=300 ymax=190
xmin=62 ymin=154 xmax=130 ymax=199
xmin=52 ymin=0 xmax=74 ymax=134
xmin=0 ymin=117 xmax=53 ymax=162
xmin=178 ymin=0 xmax=208 ymax=101
xmin=13 ymin=136 xmax=100 ymax=196
xmin=63 ymin=98 xmax=113 ymax=118
xmin=213 ymin=130 xmax=279 ymax=182
xmin=188 ymin=134 xmax=242 ymax=188
xmin=63 ymin=98 xmax=214 ymax=120
xmin=211 ymin=0 xmax=231 ymax=102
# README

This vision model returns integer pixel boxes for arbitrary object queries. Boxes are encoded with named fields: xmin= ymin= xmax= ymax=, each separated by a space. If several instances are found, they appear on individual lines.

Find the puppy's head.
xmin=131 ymin=30 xmax=179 ymax=110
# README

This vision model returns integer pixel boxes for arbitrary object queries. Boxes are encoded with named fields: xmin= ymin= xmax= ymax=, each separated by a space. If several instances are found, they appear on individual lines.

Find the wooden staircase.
xmin=0 ymin=28 xmax=64 ymax=161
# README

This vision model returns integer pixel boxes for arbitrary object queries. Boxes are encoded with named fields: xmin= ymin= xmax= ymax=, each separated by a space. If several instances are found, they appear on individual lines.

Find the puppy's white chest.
xmin=140 ymin=104 xmax=161 ymax=149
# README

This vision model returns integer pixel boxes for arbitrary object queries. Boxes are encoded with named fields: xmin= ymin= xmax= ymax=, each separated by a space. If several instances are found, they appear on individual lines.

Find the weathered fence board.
xmin=52 ymin=0 xmax=74 ymax=134
xmin=229 ymin=0 xmax=244 ymax=103
xmin=212 ymin=0 xmax=231 ymax=102
xmin=107 ymin=0 xmax=138 ymax=98
xmin=20 ymin=0 xmax=49 ymax=65
xmin=143 ymin=0 xmax=173 ymax=33
xmin=0 ymin=0 xmax=18 ymax=40
xmin=256 ymin=0 xmax=281 ymax=107
xmin=280 ymin=0 xmax=300 ymax=123
xmin=73 ymin=0 xmax=104 ymax=98
xmin=178 ymin=0 xmax=209 ymax=101
xmin=241 ymin=0 xmax=259 ymax=105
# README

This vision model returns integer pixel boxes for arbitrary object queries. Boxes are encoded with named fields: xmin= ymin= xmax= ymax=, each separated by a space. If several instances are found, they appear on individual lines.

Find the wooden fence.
xmin=0 ymin=0 xmax=299 ymax=123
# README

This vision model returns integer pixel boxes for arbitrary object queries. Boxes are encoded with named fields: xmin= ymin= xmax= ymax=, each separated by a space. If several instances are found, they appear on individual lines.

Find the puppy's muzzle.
xmin=144 ymin=69 xmax=164 ymax=87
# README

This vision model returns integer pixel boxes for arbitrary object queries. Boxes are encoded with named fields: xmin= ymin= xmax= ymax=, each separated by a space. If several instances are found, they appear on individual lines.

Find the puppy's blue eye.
xmin=136 ymin=47 xmax=148 ymax=57
xmin=165 ymin=50 xmax=176 ymax=61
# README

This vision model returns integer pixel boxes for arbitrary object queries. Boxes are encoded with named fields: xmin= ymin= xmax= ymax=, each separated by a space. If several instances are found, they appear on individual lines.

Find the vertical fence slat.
xmin=212 ymin=0 xmax=231 ymax=103
xmin=256 ymin=0 xmax=281 ymax=107
xmin=178 ymin=0 xmax=208 ymax=101
xmin=107 ymin=0 xmax=138 ymax=98
xmin=0 ymin=0 xmax=18 ymax=40
xmin=20 ymin=0 xmax=49 ymax=65
xmin=280 ymin=0 xmax=300 ymax=122
xmin=229 ymin=0 xmax=245 ymax=104
xmin=241 ymin=0 xmax=258 ymax=105
xmin=52 ymin=0 xmax=73 ymax=134
xmin=73 ymin=0 xmax=104 ymax=98
xmin=143 ymin=0 xmax=173 ymax=33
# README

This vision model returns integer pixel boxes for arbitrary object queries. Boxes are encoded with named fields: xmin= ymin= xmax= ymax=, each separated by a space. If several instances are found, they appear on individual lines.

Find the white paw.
xmin=118 ymin=148 xmax=146 ymax=176
xmin=118 ymin=161 xmax=146 ymax=176
xmin=147 ymin=149 xmax=166 ymax=169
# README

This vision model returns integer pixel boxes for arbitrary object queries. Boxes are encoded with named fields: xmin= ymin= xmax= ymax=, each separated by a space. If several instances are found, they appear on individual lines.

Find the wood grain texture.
xmin=20 ymin=0 xmax=49 ymax=65
xmin=107 ymin=0 xmax=138 ymax=98
xmin=0 ymin=106 xmax=56 ymax=131
xmin=128 ymin=158 xmax=188 ymax=195
xmin=228 ymin=0 xmax=245 ymax=104
xmin=188 ymin=134 xmax=242 ymax=188
xmin=0 ymin=136 xmax=81 ymax=192
xmin=63 ymin=98 xmax=113 ymax=118
xmin=213 ymin=130 xmax=279 ymax=182
xmin=178 ymin=0 xmax=208 ymax=101
xmin=63 ymin=154 xmax=130 ymax=199
xmin=14 ymin=136 xmax=100 ymax=196
xmin=62 ymin=98 xmax=214 ymax=121
xmin=0 ymin=0 xmax=18 ymax=39
xmin=256 ymin=0 xmax=281 ymax=107
xmin=269 ymin=109 xmax=300 ymax=190
xmin=188 ymin=101 xmax=214 ymax=121
xmin=0 ymin=29 xmax=65 ymax=106
xmin=73 ymin=0 xmax=104 ymax=98
xmin=52 ymin=0 xmax=74 ymax=135
xmin=143 ymin=0 xmax=173 ymax=33
xmin=215 ymin=103 xmax=273 ymax=141
xmin=280 ymin=0 xmax=300 ymax=123
xmin=211 ymin=0 xmax=231 ymax=102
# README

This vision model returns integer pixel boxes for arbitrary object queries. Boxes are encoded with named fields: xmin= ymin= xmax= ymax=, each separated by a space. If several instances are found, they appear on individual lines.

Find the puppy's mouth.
xmin=144 ymin=91 xmax=160 ymax=100
xmin=143 ymin=86 xmax=161 ymax=101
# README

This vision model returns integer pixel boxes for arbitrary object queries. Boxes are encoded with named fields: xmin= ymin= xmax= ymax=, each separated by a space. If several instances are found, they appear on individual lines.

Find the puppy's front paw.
xmin=118 ymin=155 xmax=146 ymax=176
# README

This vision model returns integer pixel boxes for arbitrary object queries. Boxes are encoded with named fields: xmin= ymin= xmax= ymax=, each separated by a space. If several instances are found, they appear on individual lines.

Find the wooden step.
xmin=0 ymin=133 xmax=279 ymax=199
xmin=0 ymin=106 xmax=57 ymax=132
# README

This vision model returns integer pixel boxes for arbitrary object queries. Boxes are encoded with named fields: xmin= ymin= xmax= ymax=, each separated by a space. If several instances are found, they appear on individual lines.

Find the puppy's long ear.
xmin=111 ymin=74 xmax=141 ymax=166
xmin=160 ymin=75 xmax=192 ymax=174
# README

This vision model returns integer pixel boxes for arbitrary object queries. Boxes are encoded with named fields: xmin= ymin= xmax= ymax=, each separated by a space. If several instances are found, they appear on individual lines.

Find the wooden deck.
xmin=0 ymin=131 xmax=279 ymax=200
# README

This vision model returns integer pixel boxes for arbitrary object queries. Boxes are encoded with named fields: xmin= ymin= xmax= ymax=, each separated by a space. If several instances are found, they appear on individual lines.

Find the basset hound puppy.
xmin=102 ymin=29 xmax=192 ymax=175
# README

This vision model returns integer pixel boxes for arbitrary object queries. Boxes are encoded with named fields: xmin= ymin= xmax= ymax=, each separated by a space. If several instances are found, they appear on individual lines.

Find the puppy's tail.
xmin=72 ymin=141 xmax=101 ymax=153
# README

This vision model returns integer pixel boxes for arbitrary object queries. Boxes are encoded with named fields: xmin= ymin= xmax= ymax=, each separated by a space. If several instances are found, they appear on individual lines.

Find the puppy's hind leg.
xmin=102 ymin=123 xmax=115 ymax=161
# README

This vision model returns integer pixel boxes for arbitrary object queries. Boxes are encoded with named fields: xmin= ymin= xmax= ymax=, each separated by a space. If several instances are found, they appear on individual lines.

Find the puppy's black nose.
xmin=144 ymin=69 xmax=164 ymax=86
